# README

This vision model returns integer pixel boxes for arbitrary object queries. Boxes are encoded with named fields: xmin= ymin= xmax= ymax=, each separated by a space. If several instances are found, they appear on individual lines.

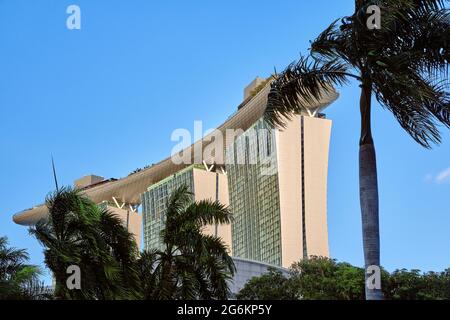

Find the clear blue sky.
xmin=1 ymin=0 xmax=449 ymax=284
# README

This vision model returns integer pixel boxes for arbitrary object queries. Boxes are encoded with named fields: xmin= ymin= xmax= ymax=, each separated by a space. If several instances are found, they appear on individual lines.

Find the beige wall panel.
xmin=276 ymin=115 xmax=304 ymax=268
xmin=108 ymin=206 xmax=142 ymax=250
xmin=193 ymin=169 xmax=232 ymax=254
xmin=217 ymin=173 xmax=232 ymax=254
xmin=303 ymin=116 xmax=331 ymax=258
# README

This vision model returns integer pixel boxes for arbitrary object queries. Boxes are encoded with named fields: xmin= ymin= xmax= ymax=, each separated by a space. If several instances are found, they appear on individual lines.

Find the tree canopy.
xmin=237 ymin=257 xmax=450 ymax=300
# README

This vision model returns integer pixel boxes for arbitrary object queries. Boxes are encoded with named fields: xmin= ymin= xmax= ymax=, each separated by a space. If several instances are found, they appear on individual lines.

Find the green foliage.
xmin=0 ymin=236 xmax=47 ymax=300
xmin=384 ymin=268 xmax=450 ymax=300
xmin=265 ymin=0 xmax=450 ymax=146
xmin=236 ymin=268 xmax=298 ymax=300
xmin=29 ymin=187 xmax=140 ymax=300
xmin=334 ymin=263 xmax=368 ymax=300
xmin=289 ymin=256 xmax=367 ymax=300
xmin=137 ymin=185 xmax=235 ymax=300
xmin=237 ymin=257 xmax=450 ymax=300
xmin=29 ymin=185 xmax=234 ymax=300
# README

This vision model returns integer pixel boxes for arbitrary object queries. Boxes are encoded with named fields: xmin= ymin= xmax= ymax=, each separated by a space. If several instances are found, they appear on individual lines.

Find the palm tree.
xmin=0 ymin=236 xmax=44 ymax=300
xmin=138 ymin=185 xmax=235 ymax=300
xmin=264 ymin=0 xmax=449 ymax=299
xmin=29 ymin=187 xmax=140 ymax=299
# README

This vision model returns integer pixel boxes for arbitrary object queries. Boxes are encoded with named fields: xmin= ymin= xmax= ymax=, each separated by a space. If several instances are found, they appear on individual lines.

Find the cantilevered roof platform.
xmin=13 ymin=79 xmax=338 ymax=226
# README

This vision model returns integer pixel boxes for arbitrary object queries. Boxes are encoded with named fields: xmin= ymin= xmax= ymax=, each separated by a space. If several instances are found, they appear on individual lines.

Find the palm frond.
xmin=264 ymin=56 xmax=348 ymax=128
xmin=147 ymin=185 xmax=235 ymax=299
xmin=372 ymin=65 xmax=449 ymax=147
xmin=184 ymin=199 xmax=232 ymax=227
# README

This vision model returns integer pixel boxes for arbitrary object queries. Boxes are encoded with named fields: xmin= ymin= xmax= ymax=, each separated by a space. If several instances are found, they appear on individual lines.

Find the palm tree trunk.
xmin=359 ymin=78 xmax=383 ymax=300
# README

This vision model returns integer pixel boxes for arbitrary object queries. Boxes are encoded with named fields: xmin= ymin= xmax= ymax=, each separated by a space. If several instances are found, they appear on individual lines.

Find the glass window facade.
xmin=226 ymin=119 xmax=282 ymax=266
xmin=141 ymin=167 xmax=195 ymax=251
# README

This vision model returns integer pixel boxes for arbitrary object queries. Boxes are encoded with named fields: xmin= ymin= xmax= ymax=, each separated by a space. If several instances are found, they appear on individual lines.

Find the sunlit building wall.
xmin=226 ymin=114 xmax=331 ymax=268
xmin=141 ymin=165 xmax=231 ymax=253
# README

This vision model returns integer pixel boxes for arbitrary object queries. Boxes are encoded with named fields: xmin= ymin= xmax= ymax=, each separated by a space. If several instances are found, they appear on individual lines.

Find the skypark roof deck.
xmin=13 ymin=79 xmax=338 ymax=226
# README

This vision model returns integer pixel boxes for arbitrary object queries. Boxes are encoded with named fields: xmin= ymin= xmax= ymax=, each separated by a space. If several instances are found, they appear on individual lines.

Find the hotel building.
xmin=140 ymin=164 xmax=231 ymax=253
xmin=12 ymin=77 xmax=337 ymax=270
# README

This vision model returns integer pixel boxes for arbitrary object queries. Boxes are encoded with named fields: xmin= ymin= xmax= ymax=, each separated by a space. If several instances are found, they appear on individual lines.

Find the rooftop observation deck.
xmin=13 ymin=79 xmax=338 ymax=226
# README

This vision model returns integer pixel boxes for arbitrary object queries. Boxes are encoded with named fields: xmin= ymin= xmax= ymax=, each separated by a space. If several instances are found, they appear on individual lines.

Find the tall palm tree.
xmin=138 ymin=185 xmax=235 ymax=300
xmin=264 ymin=0 xmax=449 ymax=299
xmin=29 ymin=187 xmax=140 ymax=299
xmin=0 ymin=236 xmax=44 ymax=300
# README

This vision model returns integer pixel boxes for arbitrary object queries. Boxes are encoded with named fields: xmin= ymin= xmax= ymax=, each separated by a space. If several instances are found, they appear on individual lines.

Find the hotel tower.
xmin=13 ymin=77 xmax=337 ymax=268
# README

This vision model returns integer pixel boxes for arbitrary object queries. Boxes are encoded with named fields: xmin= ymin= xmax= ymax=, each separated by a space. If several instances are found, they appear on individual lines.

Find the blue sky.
xmin=1 ymin=0 xmax=449 ymax=283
